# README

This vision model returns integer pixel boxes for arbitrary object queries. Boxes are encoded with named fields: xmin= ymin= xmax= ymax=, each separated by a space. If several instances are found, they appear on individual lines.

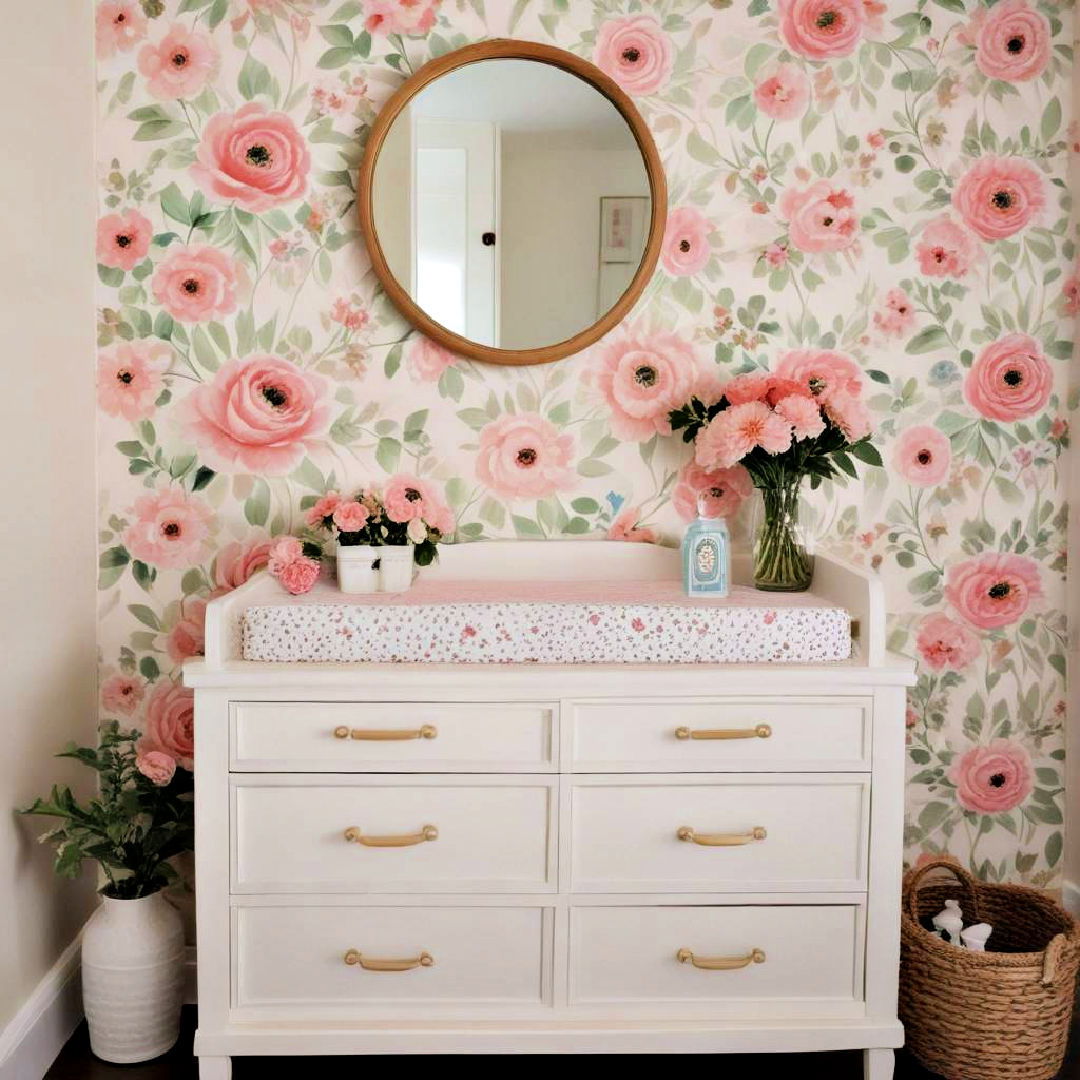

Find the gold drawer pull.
xmin=675 ymin=724 xmax=771 ymax=740
xmin=343 ymin=824 xmax=438 ymax=847
xmin=677 ymin=947 xmax=766 ymax=971
xmin=333 ymin=724 xmax=437 ymax=741
xmin=344 ymin=949 xmax=434 ymax=972
xmin=677 ymin=825 xmax=767 ymax=846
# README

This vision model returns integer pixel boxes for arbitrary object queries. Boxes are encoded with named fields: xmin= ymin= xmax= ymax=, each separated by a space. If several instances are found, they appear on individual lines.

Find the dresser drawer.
xmin=231 ymin=701 xmax=556 ymax=772
xmin=235 ymin=904 xmax=550 ymax=1010
xmin=570 ymin=698 xmax=869 ymax=771
xmin=232 ymin=776 xmax=556 ymax=893
xmin=569 ymin=904 xmax=860 ymax=1011
xmin=570 ymin=775 xmax=867 ymax=892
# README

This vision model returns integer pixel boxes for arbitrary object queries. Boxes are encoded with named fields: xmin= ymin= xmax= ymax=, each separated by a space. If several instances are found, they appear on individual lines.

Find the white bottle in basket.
xmin=961 ymin=923 xmax=992 ymax=952
xmin=932 ymin=899 xmax=963 ymax=945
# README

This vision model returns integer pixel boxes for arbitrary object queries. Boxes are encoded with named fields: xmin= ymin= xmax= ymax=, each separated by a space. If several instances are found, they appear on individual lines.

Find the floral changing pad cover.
xmin=240 ymin=579 xmax=852 ymax=664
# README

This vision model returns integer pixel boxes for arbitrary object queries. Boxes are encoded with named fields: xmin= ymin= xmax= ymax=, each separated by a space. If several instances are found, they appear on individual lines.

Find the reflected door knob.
xmin=482 ymin=232 xmax=496 ymax=246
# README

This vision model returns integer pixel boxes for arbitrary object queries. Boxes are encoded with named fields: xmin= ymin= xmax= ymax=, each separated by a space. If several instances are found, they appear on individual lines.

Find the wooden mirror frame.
xmin=358 ymin=39 xmax=667 ymax=367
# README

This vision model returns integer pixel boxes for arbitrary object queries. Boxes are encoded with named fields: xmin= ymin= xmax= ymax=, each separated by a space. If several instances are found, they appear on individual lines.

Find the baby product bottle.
xmin=683 ymin=499 xmax=730 ymax=598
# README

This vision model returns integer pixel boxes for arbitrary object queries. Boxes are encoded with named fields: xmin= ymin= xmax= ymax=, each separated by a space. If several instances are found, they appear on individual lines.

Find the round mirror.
xmin=359 ymin=41 xmax=666 ymax=366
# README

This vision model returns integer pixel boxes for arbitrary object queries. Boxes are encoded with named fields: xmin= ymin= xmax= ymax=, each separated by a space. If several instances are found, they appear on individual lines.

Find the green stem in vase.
xmin=754 ymin=478 xmax=813 ymax=592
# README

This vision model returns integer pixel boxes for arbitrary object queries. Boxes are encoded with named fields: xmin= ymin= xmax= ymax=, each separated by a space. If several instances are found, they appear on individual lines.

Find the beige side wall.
xmin=0 ymin=0 xmax=98 ymax=1030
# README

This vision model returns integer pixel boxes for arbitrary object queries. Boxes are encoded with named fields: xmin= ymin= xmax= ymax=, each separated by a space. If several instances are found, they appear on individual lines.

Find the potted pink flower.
xmin=670 ymin=352 xmax=882 ymax=591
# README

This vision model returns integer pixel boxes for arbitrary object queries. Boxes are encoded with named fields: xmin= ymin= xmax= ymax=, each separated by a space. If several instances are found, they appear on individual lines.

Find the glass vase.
xmin=752 ymin=479 xmax=814 ymax=592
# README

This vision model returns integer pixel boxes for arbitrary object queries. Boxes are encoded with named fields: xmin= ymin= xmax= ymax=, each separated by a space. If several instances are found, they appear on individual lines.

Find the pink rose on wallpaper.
xmin=893 ymin=425 xmax=951 ymax=487
xmin=950 ymin=739 xmax=1033 ymax=814
xmin=607 ymin=506 xmax=657 ymax=544
xmin=96 ymin=208 xmax=152 ymax=270
xmin=1063 ymin=266 xmax=1080 ymax=315
xmin=780 ymin=181 xmax=858 ymax=253
xmin=191 ymin=104 xmax=310 ymax=212
xmin=593 ymin=15 xmax=674 ymax=96
xmin=778 ymin=0 xmax=865 ymax=60
xmin=915 ymin=215 xmax=979 ymax=278
xmin=136 ymin=749 xmax=177 ymax=787
xmin=592 ymin=324 xmax=702 ymax=441
xmin=475 ymin=414 xmax=576 ymax=500
xmin=695 ymin=402 xmax=793 ymax=471
xmin=362 ymin=0 xmax=442 ymax=36
xmin=97 ymin=340 xmax=170 ymax=421
xmin=138 ymin=23 xmax=219 ymax=101
xmin=123 ymin=488 xmax=213 ymax=569
xmin=166 ymin=598 xmax=207 ymax=664
xmin=775 ymin=349 xmax=864 ymax=400
xmin=968 ymin=0 xmax=1050 ymax=83
xmin=100 ymin=673 xmax=145 ymax=716
xmin=873 ymin=288 xmax=915 ymax=338
xmin=672 ymin=462 xmax=753 ymax=522
xmin=212 ymin=537 xmax=272 ymax=595
xmin=753 ymin=64 xmax=810 ymax=122
xmin=95 ymin=2 xmax=147 ymax=60
xmin=151 ymin=244 xmax=240 ymax=323
xmin=916 ymin=613 xmax=980 ymax=672
xmin=952 ymin=156 xmax=1046 ymax=241
xmin=964 ymin=333 xmax=1053 ymax=422
xmin=408 ymin=337 xmax=456 ymax=383
xmin=661 ymin=207 xmax=713 ymax=276
xmin=140 ymin=680 xmax=195 ymax=771
xmin=184 ymin=355 xmax=330 ymax=474
xmin=945 ymin=552 xmax=1042 ymax=629
xmin=383 ymin=474 xmax=454 ymax=534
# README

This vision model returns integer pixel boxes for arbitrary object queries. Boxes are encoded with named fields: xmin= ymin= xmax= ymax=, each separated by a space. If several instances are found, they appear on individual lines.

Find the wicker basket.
xmin=900 ymin=858 xmax=1080 ymax=1080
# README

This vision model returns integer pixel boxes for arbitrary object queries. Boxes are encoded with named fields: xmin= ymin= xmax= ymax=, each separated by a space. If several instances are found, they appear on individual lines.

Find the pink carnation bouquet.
xmin=669 ymin=355 xmax=882 ymax=590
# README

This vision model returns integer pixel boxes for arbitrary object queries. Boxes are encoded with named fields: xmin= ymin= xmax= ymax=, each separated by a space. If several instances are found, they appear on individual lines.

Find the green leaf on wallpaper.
xmin=291 ymin=458 xmax=326 ymax=492
xmin=1040 ymin=97 xmax=1062 ymax=141
xmin=577 ymin=459 xmax=614 ymax=478
xmin=480 ymin=498 xmax=506 ymax=529
xmin=320 ymin=24 xmax=354 ymax=47
xmin=384 ymin=342 xmax=403 ymax=379
xmin=686 ymin=130 xmax=721 ymax=166
xmin=181 ymin=568 xmax=204 ymax=596
xmin=238 ymin=55 xmax=275 ymax=103
xmin=508 ymin=0 xmax=532 ymax=34
xmin=98 ymin=264 xmax=124 ymax=287
xmin=192 ymin=327 xmax=220 ymax=372
xmin=207 ymin=0 xmax=228 ymax=29
xmin=512 ymin=515 xmax=543 ymax=538
xmin=571 ymin=498 xmax=600 ymax=515
xmin=376 ymin=437 xmax=402 ymax=473
xmin=1045 ymin=832 xmax=1063 ymax=869
xmin=318 ymin=47 xmax=355 ymax=70
xmin=403 ymin=410 xmax=428 ymax=442
xmin=153 ymin=311 xmax=174 ymax=341
xmin=134 ymin=117 xmax=186 ymax=141
xmin=747 ymin=0 xmax=770 ymax=16
xmin=131 ymin=560 xmax=156 ymax=592
xmin=564 ymin=517 xmax=590 ymax=535
xmin=1048 ymin=653 xmax=1066 ymax=678
xmin=160 ymin=183 xmax=190 ymax=226
xmin=139 ymin=656 xmax=160 ymax=682
xmin=428 ymin=33 xmax=454 ymax=58
xmin=235 ymin=308 xmax=255 ymax=355
xmin=438 ymin=366 xmax=464 ymax=402
xmin=128 ymin=604 xmax=161 ymax=631
xmin=244 ymin=479 xmax=271 ymax=527
xmin=354 ymin=31 xmax=372 ymax=58
xmin=208 ymin=322 xmax=230 ymax=355
xmin=547 ymin=401 xmax=571 ymax=425
xmin=330 ymin=0 xmax=362 ymax=18
xmin=905 ymin=325 xmax=947 ymax=354
xmin=918 ymin=802 xmax=950 ymax=832
xmin=100 ymin=546 xmax=131 ymax=569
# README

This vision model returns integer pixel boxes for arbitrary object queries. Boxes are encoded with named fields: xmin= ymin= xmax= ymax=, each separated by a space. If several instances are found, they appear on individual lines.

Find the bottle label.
xmin=694 ymin=537 xmax=721 ymax=584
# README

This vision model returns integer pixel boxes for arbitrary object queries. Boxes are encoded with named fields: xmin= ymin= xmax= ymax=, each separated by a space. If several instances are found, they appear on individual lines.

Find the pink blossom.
xmin=212 ymin=537 xmax=272 ymax=595
xmin=661 ymin=207 xmax=713 ymax=276
xmin=695 ymin=401 xmax=793 ymax=470
xmin=593 ymin=15 xmax=674 ymax=96
xmin=97 ymin=340 xmax=170 ymax=421
xmin=592 ymin=324 xmax=702 ymax=441
xmin=96 ymin=2 xmax=147 ymax=60
xmin=362 ymin=0 xmax=442 ymax=36
xmin=916 ymin=613 xmax=980 ymax=671
xmin=330 ymin=297 xmax=369 ymax=332
xmin=672 ymin=463 xmax=753 ymax=522
xmin=183 ymin=355 xmax=330 ymax=474
xmin=915 ymin=215 xmax=979 ymax=278
xmin=874 ymin=288 xmax=916 ymax=338
xmin=101 ymin=673 xmax=145 ymax=715
xmin=607 ymin=506 xmax=657 ymax=544
xmin=780 ymin=181 xmax=858 ymax=253
xmin=893 ymin=425 xmax=952 ymax=486
xmin=138 ymin=23 xmax=218 ymax=100
xmin=950 ymin=739 xmax=1032 ymax=813
xmin=778 ymin=0 xmax=865 ymax=59
xmin=382 ymin=475 xmax=454 ymax=534
xmin=867 ymin=130 xmax=885 ymax=150
xmin=191 ymin=103 xmax=310 ymax=213
xmin=166 ymin=598 xmax=207 ymax=663
xmin=968 ymin=0 xmax=1050 ymax=83
xmin=267 ymin=536 xmax=303 ymax=574
xmin=141 ymin=681 xmax=194 ymax=771
xmin=406 ymin=517 xmax=428 ymax=544
xmin=151 ymin=244 xmax=240 ymax=323
xmin=305 ymin=492 xmax=343 ymax=529
xmin=753 ymin=64 xmax=810 ymax=122
xmin=408 ymin=337 xmax=456 ymax=383
xmin=823 ymin=389 xmax=871 ymax=442
xmin=1063 ymin=269 xmax=1080 ymax=315
xmin=952 ymin=156 xmax=1046 ymax=241
xmin=475 ymin=414 xmax=576 ymax=500
xmin=964 ymin=333 xmax=1053 ymax=422
xmin=775 ymin=349 xmax=864 ymax=399
xmin=763 ymin=243 xmax=789 ymax=268
xmin=775 ymin=394 xmax=826 ymax=439
xmin=945 ymin=552 xmax=1042 ymax=629
xmin=722 ymin=374 xmax=772 ymax=406
xmin=123 ymin=488 xmax=213 ymax=569
xmin=332 ymin=501 xmax=369 ymax=533
xmin=276 ymin=556 xmax=321 ymax=595
xmin=96 ymin=208 xmax=153 ymax=271
xmin=136 ymin=749 xmax=177 ymax=787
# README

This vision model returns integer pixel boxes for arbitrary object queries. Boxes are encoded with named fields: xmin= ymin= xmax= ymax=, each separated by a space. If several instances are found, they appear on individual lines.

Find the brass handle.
xmin=333 ymin=724 xmax=437 ymax=741
xmin=677 ymin=825 xmax=767 ymax=846
xmin=343 ymin=825 xmax=438 ymax=847
xmin=343 ymin=949 xmax=434 ymax=972
xmin=675 ymin=724 xmax=771 ymax=740
xmin=677 ymin=947 xmax=766 ymax=971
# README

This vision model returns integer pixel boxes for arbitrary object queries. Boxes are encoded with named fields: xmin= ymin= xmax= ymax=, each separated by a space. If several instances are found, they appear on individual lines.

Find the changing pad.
xmin=240 ymin=579 xmax=852 ymax=664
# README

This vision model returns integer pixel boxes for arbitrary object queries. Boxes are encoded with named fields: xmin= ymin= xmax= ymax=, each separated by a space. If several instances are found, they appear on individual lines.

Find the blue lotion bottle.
xmin=682 ymin=500 xmax=730 ymax=598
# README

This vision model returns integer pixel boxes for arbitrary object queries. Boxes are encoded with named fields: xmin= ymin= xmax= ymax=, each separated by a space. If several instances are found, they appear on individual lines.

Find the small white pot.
xmin=81 ymin=891 xmax=184 ymax=1064
xmin=379 ymin=545 xmax=414 ymax=593
xmin=336 ymin=542 xmax=379 ymax=594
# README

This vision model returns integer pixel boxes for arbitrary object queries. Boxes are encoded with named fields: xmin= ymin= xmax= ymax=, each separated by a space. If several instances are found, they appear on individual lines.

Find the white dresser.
xmin=185 ymin=541 xmax=914 ymax=1077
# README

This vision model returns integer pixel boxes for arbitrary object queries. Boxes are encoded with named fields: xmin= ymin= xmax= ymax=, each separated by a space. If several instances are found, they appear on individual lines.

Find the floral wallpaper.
xmin=95 ymin=0 xmax=1074 ymax=884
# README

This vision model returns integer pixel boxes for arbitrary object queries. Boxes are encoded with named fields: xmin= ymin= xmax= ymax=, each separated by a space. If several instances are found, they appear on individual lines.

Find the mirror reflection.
xmin=371 ymin=58 xmax=651 ymax=352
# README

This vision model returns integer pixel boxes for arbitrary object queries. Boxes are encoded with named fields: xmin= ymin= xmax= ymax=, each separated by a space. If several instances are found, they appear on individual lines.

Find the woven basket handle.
xmin=1041 ymin=933 xmax=1067 ymax=985
xmin=903 ymin=858 xmax=981 ymax=924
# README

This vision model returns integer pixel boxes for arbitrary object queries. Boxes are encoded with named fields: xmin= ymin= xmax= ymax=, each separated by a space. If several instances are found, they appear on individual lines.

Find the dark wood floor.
xmin=43 ymin=1004 xmax=1080 ymax=1078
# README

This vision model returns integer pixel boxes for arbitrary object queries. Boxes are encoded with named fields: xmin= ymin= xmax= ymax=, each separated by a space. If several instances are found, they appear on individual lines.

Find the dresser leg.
xmin=863 ymin=1048 xmax=893 ymax=1080
xmin=199 ymin=1056 xmax=231 ymax=1080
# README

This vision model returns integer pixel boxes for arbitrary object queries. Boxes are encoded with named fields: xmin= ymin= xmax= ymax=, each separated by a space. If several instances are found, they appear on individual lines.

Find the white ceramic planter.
xmin=379 ymin=546 xmax=414 ymax=593
xmin=336 ymin=542 xmax=379 ymax=594
xmin=81 ymin=891 xmax=184 ymax=1064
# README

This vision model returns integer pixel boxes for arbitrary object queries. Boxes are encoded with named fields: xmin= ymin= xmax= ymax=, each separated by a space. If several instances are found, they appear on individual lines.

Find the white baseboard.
xmin=0 ymin=936 xmax=83 ymax=1080
xmin=1064 ymin=879 xmax=1080 ymax=919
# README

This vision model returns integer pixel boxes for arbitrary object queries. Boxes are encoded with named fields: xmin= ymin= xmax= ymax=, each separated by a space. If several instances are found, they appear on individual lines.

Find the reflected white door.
xmin=414 ymin=120 xmax=497 ymax=346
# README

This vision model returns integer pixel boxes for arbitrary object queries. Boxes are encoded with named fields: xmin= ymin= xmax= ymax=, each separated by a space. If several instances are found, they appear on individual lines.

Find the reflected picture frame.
xmin=599 ymin=196 xmax=648 ymax=265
